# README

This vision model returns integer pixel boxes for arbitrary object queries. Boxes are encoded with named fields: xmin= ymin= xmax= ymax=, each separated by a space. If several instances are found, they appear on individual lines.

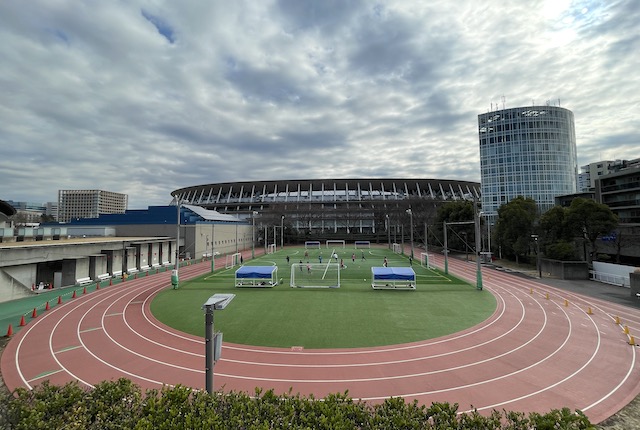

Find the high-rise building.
xmin=58 ymin=190 xmax=128 ymax=223
xmin=478 ymin=105 xmax=578 ymax=217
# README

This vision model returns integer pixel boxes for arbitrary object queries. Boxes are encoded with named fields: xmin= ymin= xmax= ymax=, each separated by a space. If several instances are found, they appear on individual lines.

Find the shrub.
xmin=0 ymin=379 xmax=596 ymax=429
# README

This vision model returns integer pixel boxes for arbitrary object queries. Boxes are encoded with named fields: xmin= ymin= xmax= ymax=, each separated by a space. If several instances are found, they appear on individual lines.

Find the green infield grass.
xmin=151 ymin=246 xmax=495 ymax=349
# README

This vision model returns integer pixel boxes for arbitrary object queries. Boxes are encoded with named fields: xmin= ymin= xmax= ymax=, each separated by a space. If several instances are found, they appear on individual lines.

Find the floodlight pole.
xmin=385 ymin=214 xmax=391 ymax=250
xmin=475 ymin=207 xmax=483 ymax=291
xmin=173 ymin=199 xmax=181 ymax=289
xmin=406 ymin=209 xmax=414 ymax=259
xmin=443 ymin=221 xmax=448 ymax=274
xmin=252 ymin=211 xmax=258 ymax=259
xmin=531 ymin=234 xmax=541 ymax=278
xmin=281 ymin=215 xmax=284 ymax=250
xmin=211 ymin=222 xmax=216 ymax=273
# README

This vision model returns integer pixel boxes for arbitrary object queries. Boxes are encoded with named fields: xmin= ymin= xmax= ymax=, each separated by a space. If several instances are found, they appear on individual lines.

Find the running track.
xmin=3 ymin=255 xmax=640 ymax=424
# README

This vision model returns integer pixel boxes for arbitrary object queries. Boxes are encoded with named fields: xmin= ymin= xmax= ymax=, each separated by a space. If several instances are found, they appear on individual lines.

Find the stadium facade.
xmin=172 ymin=178 xmax=480 ymax=242
xmin=478 ymin=106 xmax=578 ymax=217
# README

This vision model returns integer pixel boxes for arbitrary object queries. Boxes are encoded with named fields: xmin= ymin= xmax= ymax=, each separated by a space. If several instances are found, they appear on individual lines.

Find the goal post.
xmin=290 ymin=262 xmax=340 ymax=288
xmin=392 ymin=243 xmax=402 ymax=254
xmin=420 ymin=252 xmax=431 ymax=269
xmin=325 ymin=240 xmax=346 ymax=248
xmin=354 ymin=241 xmax=371 ymax=249
xmin=267 ymin=244 xmax=276 ymax=254
xmin=225 ymin=252 xmax=242 ymax=269
xmin=304 ymin=241 xmax=321 ymax=249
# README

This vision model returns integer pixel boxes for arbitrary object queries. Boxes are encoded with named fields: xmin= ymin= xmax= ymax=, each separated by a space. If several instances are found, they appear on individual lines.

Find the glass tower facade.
xmin=478 ymin=106 xmax=577 ymax=217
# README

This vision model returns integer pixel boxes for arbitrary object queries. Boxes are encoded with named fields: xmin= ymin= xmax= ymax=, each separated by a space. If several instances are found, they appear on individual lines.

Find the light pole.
xmin=475 ymin=207 xmax=483 ymax=290
xmin=202 ymin=293 xmax=235 ymax=394
xmin=252 ymin=211 xmax=258 ymax=259
xmin=385 ymin=214 xmax=390 ymax=250
xmin=462 ymin=231 xmax=468 ymax=261
xmin=172 ymin=199 xmax=181 ymax=289
xmin=406 ymin=209 xmax=414 ymax=259
xmin=281 ymin=215 xmax=284 ymax=250
xmin=531 ymin=234 xmax=541 ymax=278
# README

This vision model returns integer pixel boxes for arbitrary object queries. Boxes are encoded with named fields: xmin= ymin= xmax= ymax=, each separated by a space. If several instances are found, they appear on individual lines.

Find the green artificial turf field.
xmin=151 ymin=246 xmax=496 ymax=349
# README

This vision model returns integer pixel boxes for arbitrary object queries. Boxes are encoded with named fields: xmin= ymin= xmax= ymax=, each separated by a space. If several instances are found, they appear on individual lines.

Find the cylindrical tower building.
xmin=478 ymin=105 xmax=577 ymax=216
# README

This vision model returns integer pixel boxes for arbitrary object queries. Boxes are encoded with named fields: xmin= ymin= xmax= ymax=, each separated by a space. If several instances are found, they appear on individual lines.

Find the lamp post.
xmin=252 ymin=211 xmax=258 ymax=259
xmin=385 ymin=214 xmax=391 ymax=250
xmin=531 ymin=234 xmax=541 ymax=278
xmin=281 ymin=215 xmax=284 ymax=250
xmin=462 ymin=231 xmax=468 ymax=261
xmin=475 ymin=207 xmax=483 ymax=290
xmin=406 ymin=209 xmax=414 ymax=259
xmin=172 ymin=199 xmax=181 ymax=289
xmin=202 ymin=293 xmax=235 ymax=394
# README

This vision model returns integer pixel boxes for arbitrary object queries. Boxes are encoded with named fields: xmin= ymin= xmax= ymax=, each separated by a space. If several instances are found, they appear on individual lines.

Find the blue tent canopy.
xmin=371 ymin=267 xmax=415 ymax=280
xmin=235 ymin=266 xmax=278 ymax=287
xmin=371 ymin=267 xmax=416 ymax=290
xmin=235 ymin=266 xmax=276 ymax=279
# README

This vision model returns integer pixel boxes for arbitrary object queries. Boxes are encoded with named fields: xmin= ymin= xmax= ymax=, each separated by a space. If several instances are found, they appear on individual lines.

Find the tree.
xmin=435 ymin=200 xmax=475 ymax=253
xmin=565 ymin=198 xmax=618 ymax=265
xmin=495 ymin=196 xmax=537 ymax=264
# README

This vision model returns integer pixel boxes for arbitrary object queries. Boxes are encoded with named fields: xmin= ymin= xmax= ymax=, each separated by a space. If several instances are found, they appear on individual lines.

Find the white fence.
xmin=591 ymin=262 xmax=640 ymax=288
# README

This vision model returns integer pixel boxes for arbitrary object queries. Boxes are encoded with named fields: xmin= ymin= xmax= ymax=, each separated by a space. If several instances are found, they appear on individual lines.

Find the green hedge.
xmin=0 ymin=378 xmax=595 ymax=429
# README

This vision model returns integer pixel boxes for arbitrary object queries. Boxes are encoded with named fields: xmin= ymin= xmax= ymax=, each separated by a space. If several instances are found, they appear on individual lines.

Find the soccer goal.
xmin=420 ymin=252 xmax=432 ymax=269
xmin=290 ymin=262 xmax=340 ymax=288
xmin=354 ymin=241 xmax=371 ymax=249
xmin=225 ymin=252 xmax=242 ymax=269
xmin=326 ymin=240 xmax=345 ymax=248
xmin=392 ymin=243 xmax=402 ymax=254
xmin=304 ymin=241 xmax=321 ymax=249
xmin=267 ymin=244 xmax=276 ymax=254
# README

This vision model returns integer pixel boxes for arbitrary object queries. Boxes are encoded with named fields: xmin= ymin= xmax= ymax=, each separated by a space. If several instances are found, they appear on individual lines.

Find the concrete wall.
xmin=541 ymin=259 xmax=589 ymax=280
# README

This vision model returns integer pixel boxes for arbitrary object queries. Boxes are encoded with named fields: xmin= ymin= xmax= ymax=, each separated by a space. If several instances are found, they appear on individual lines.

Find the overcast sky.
xmin=1 ymin=1 xmax=638 ymax=209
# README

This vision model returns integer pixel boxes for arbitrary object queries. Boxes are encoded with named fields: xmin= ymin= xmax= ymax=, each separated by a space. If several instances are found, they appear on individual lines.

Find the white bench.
xmin=76 ymin=277 xmax=92 ymax=285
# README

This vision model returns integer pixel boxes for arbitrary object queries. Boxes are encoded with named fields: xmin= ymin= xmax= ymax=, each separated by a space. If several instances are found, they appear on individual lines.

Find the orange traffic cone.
xmin=19 ymin=315 xmax=26 ymax=326
xmin=31 ymin=308 xmax=37 ymax=318
xmin=5 ymin=324 xmax=13 ymax=337
xmin=109 ymin=278 xmax=113 ymax=286
xmin=45 ymin=301 xmax=50 ymax=311
xmin=72 ymin=290 xmax=77 ymax=299
xmin=58 ymin=296 xmax=63 ymax=304
xmin=82 ymin=286 xmax=87 ymax=295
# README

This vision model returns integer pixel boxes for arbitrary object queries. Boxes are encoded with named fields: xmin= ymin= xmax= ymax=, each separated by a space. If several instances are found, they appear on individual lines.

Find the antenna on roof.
xmin=501 ymin=95 xmax=505 ymax=109
xmin=558 ymin=98 xmax=561 ymax=107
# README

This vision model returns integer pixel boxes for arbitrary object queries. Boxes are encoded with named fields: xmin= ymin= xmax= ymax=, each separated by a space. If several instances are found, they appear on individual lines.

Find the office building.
xmin=58 ymin=190 xmax=128 ymax=223
xmin=479 ymin=105 xmax=578 ymax=217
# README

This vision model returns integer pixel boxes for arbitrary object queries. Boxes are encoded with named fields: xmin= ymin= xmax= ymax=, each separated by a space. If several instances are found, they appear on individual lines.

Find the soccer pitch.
xmin=151 ymin=246 xmax=496 ymax=349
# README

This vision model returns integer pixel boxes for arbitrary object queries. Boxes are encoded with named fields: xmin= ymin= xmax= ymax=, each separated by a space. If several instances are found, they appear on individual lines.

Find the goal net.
xmin=354 ymin=241 xmax=370 ymax=249
xmin=304 ymin=241 xmax=321 ymax=249
xmin=290 ymin=263 xmax=340 ymax=288
xmin=267 ymin=244 xmax=276 ymax=254
xmin=225 ymin=252 xmax=242 ymax=269
xmin=392 ymin=243 xmax=402 ymax=254
xmin=326 ymin=240 xmax=345 ymax=248
xmin=420 ymin=252 xmax=432 ymax=269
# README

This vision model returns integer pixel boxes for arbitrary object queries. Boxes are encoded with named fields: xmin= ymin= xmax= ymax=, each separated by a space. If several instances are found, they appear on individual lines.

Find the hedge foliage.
xmin=0 ymin=378 xmax=596 ymax=429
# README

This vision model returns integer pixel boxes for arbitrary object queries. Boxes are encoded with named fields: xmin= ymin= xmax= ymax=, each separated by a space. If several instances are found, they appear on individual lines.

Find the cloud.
xmin=0 ymin=0 xmax=638 ymax=209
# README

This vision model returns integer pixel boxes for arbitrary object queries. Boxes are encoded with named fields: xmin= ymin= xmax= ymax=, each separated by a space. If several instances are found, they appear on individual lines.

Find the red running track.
xmin=3 ymin=255 xmax=640 ymax=424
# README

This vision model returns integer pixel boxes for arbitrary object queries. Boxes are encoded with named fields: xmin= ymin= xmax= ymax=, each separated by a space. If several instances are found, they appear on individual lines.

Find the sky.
xmin=1 ymin=1 xmax=638 ymax=209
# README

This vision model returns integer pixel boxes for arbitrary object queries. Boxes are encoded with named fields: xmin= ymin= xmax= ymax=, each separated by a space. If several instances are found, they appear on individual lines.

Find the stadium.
xmin=171 ymin=178 xmax=481 ymax=246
